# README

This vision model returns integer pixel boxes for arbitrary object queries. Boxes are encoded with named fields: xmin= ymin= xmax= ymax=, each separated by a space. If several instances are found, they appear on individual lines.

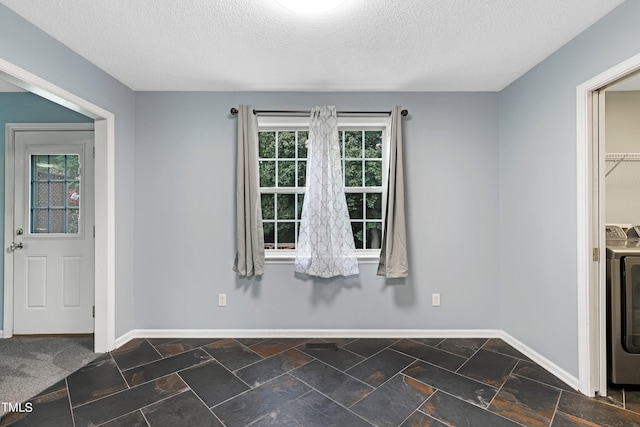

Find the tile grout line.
xmin=392 ymin=372 xmax=444 ymax=427
xmin=93 ymin=409 xmax=147 ymax=427
xmin=65 ymin=377 xmax=77 ymax=427
xmin=408 ymin=337 xmax=446 ymax=348
xmin=288 ymin=358 xmax=376 ymax=408
xmin=548 ymin=388 xmax=564 ymax=427
xmin=69 ymin=368 xmax=186 ymax=413
xmin=111 ymin=351 xmax=133 ymax=393
xmin=231 ymin=341 xmax=306 ymax=372
xmin=112 ymin=389 xmax=191 ymax=425
xmin=331 ymin=344 xmax=382 ymax=372
xmin=174 ymin=373 xmax=229 ymax=427
xmin=283 ymin=373 xmax=376 ymax=426
xmin=247 ymin=338 xmax=313 ymax=359
xmin=109 ymin=340 xmax=163 ymax=372
xmin=433 ymin=389 xmax=529 ymax=427
xmin=150 ymin=340 xmax=221 ymax=359
xmin=485 ymin=356 xmax=520 ymax=409
xmin=402 ymin=356 xmax=502 ymax=395
xmin=225 ymin=374 xmax=312 ymax=427
xmin=67 ymin=353 xmax=132 ymax=412
xmin=296 ymin=356 xmax=384 ymax=399
xmin=146 ymin=337 xmax=174 ymax=358
xmin=204 ymin=345 xmax=257 ymax=389
xmin=232 ymin=347 xmax=319 ymax=388
xmin=209 ymin=371 xmax=297 ymax=410
xmin=244 ymin=390 xmax=318 ymax=427
xmin=361 ymin=354 xmax=420 ymax=391
xmin=390 ymin=344 xmax=470 ymax=375
xmin=203 ymin=339 xmax=264 ymax=375
xmin=139 ymin=409 xmax=152 ymax=427
xmin=288 ymin=356 xmax=386 ymax=409
xmin=434 ymin=337 xmax=489 ymax=361
xmin=119 ymin=347 xmax=214 ymax=387
xmin=343 ymin=338 xmax=402 ymax=360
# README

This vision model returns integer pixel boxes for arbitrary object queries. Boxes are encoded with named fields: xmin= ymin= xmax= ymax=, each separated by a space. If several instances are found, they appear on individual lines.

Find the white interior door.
xmin=12 ymin=129 xmax=94 ymax=334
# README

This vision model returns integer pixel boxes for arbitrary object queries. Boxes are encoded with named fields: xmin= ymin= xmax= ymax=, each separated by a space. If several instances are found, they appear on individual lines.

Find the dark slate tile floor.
xmin=3 ymin=337 xmax=640 ymax=426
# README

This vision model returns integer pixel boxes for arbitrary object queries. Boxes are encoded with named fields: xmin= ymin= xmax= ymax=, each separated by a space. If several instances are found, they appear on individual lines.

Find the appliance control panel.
xmin=606 ymin=225 xmax=627 ymax=239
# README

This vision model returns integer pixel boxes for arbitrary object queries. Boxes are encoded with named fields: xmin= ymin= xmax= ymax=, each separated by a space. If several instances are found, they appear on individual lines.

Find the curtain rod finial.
xmin=230 ymin=107 xmax=238 ymax=116
xmin=401 ymin=109 xmax=408 ymax=117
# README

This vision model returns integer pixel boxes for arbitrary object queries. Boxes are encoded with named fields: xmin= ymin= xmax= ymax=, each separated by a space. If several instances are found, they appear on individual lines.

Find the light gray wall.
xmin=499 ymin=0 xmax=640 ymax=377
xmin=0 ymin=4 xmax=136 ymax=337
xmin=605 ymin=91 xmax=640 ymax=227
xmin=134 ymin=92 xmax=500 ymax=330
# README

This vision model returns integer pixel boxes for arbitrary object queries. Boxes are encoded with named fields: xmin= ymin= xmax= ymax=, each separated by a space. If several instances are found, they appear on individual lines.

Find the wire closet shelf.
xmin=605 ymin=153 xmax=640 ymax=177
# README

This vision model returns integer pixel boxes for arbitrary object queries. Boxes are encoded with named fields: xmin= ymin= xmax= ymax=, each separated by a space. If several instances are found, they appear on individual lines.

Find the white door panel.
xmin=12 ymin=130 xmax=94 ymax=334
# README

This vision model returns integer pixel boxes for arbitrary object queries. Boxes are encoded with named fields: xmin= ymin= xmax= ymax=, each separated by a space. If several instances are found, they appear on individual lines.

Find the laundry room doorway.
xmin=578 ymin=52 xmax=640 ymax=397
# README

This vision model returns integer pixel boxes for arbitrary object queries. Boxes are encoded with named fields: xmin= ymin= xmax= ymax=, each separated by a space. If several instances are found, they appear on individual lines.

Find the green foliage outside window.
xmin=259 ymin=129 xmax=384 ymax=249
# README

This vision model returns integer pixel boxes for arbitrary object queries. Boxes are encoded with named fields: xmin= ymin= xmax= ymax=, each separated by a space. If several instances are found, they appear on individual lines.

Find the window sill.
xmin=265 ymin=249 xmax=381 ymax=265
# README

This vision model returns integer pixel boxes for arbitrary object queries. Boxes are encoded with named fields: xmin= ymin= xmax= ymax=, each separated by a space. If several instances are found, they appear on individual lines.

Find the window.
xmin=30 ymin=154 xmax=81 ymax=234
xmin=257 ymin=116 xmax=389 ymax=261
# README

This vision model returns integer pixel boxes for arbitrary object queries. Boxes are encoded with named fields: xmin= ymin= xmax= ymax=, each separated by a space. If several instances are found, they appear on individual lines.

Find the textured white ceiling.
xmin=0 ymin=0 xmax=626 ymax=91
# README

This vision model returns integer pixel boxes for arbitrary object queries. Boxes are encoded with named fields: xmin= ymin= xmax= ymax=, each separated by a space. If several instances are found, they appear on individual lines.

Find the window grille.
xmin=258 ymin=119 xmax=388 ymax=255
xmin=30 ymin=154 xmax=80 ymax=234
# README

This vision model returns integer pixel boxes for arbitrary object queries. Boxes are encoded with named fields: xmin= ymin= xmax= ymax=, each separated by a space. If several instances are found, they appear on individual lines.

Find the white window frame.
xmin=258 ymin=115 xmax=390 ymax=264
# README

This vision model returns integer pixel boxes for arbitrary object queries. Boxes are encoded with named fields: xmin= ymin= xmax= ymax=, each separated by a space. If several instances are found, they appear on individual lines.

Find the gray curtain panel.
xmin=233 ymin=105 xmax=265 ymax=276
xmin=377 ymin=106 xmax=409 ymax=278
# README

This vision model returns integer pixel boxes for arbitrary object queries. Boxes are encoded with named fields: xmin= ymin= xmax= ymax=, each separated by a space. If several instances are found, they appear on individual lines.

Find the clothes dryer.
xmin=607 ymin=225 xmax=640 ymax=384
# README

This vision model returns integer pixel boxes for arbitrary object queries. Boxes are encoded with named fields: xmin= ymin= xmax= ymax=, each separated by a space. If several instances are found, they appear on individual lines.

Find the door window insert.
xmin=30 ymin=154 xmax=81 ymax=234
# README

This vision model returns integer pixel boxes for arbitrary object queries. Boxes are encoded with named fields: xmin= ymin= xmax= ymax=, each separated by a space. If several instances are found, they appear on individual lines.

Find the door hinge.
xmin=92 ymin=306 xmax=95 ymax=318
xmin=593 ymin=247 xmax=600 ymax=262
xmin=93 ymin=146 xmax=96 ymax=159
xmin=93 ymin=226 xmax=95 ymax=238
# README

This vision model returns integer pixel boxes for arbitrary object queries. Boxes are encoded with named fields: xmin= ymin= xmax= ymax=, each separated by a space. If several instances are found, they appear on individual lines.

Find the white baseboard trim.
xmin=115 ymin=328 xmax=504 ymax=348
xmin=499 ymin=331 xmax=580 ymax=392
xmin=114 ymin=328 xmax=580 ymax=392
xmin=114 ymin=329 xmax=138 ymax=348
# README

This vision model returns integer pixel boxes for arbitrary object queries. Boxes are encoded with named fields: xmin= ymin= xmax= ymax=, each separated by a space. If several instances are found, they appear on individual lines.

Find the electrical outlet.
xmin=432 ymin=293 xmax=441 ymax=307
xmin=218 ymin=293 xmax=227 ymax=307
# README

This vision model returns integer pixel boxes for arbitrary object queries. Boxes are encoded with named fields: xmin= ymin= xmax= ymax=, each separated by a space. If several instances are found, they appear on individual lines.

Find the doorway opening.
xmin=578 ymin=51 xmax=640 ymax=397
xmin=0 ymin=58 xmax=115 ymax=353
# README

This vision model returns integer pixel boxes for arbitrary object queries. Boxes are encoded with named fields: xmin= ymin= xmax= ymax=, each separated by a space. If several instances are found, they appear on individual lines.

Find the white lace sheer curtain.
xmin=295 ymin=106 xmax=359 ymax=278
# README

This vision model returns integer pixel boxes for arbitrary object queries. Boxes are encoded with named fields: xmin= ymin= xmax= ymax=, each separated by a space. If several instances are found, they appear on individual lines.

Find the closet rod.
xmin=229 ymin=107 xmax=408 ymax=117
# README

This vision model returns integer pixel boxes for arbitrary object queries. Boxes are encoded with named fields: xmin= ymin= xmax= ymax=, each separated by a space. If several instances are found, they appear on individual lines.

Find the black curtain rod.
xmin=230 ymin=108 xmax=408 ymax=117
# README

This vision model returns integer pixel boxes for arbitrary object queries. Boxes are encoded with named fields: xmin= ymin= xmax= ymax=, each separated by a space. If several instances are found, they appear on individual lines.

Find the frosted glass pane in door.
xmin=30 ymin=154 xmax=81 ymax=234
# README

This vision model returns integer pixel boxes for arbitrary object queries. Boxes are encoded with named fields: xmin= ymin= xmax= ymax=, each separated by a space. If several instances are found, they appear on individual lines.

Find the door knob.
xmin=9 ymin=242 xmax=23 ymax=251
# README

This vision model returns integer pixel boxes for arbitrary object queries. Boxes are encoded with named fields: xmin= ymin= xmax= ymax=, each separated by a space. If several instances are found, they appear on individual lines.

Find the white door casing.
xmin=0 ymin=57 xmax=115 ymax=352
xmin=577 ymin=51 xmax=640 ymax=397
xmin=8 ymin=125 xmax=94 ymax=334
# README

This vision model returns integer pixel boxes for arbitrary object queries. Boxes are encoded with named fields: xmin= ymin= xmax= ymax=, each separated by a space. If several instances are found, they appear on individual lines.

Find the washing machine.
xmin=606 ymin=225 xmax=640 ymax=384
